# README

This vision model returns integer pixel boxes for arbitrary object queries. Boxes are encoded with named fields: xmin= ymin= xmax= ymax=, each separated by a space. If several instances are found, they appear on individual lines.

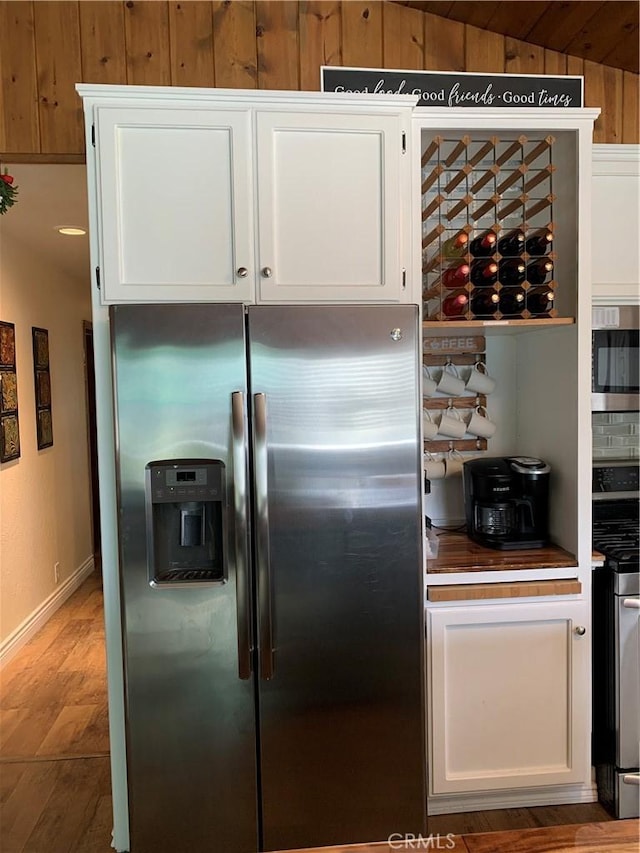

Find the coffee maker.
xmin=463 ymin=456 xmax=551 ymax=550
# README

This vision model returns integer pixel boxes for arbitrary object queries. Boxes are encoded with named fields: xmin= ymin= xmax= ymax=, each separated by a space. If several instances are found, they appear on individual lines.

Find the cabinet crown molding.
xmin=76 ymin=83 xmax=419 ymax=111
xmin=412 ymin=106 xmax=600 ymax=130
xmin=593 ymin=143 xmax=640 ymax=161
xmin=592 ymin=144 xmax=640 ymax=176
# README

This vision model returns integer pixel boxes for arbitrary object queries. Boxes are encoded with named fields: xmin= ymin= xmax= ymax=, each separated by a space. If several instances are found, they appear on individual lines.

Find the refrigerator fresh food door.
xmin=111 ymin=304 xmax=258 ymax=853
xmin=248 ymin=305 xmax=426 ymax=850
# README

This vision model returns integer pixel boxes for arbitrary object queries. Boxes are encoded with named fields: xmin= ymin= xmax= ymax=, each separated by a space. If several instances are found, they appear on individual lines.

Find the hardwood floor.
xmin=0 ymin=572 xmax=112 ymax=852
xmin=285 ymin=821 xmax=640 ymax=853
xmin=1 ymin=572 xmax=638 ymax=852
xmin=427 ymin=803 xmax=616 ymax=836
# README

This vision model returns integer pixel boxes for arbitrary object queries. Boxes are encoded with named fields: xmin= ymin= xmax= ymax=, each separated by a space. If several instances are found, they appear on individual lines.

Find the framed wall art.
xmin=0 ymin=321 xmax=20 ymax=462
xmin=0 ymin=320 xmax=16 ymax=369
xmin=32 ymin=326 xmax=53 ymax=450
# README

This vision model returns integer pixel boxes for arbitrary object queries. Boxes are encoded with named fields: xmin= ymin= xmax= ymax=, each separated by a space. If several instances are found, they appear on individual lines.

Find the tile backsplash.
xmin=592 ymin=411 xmax=640 ymax=458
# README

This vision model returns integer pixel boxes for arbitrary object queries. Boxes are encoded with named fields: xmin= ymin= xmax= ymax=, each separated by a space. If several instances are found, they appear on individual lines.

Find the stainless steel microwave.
xmin=592 ymin=305 xmax=639 ymax=412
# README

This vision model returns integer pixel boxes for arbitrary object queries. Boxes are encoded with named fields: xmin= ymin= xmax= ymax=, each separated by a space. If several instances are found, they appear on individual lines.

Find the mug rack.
xmin=421 ymin=133 xmax=557 ymax=323
xmin=423 ymin=334 xmax=490 ymax=453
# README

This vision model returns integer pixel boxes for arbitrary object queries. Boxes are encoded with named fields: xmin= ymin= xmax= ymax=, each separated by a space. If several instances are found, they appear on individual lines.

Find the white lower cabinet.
xmin=427 ymin=598 xmax=590 ymax=796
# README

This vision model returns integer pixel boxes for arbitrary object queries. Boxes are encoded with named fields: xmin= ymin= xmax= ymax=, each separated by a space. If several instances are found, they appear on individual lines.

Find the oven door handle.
xmin=622 ymin=598 xmax=640 ymax=610
xmin=622 ymin=774 xmax=640 ymax=786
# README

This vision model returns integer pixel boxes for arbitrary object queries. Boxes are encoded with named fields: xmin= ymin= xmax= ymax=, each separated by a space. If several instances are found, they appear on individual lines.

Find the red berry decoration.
xmin=0 ymin=169 xmax=18 ymax=214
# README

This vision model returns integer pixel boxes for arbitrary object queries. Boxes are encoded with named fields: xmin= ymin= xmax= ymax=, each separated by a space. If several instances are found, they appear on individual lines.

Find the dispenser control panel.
xmin=149 ymin=463 xmax=223 ymax=503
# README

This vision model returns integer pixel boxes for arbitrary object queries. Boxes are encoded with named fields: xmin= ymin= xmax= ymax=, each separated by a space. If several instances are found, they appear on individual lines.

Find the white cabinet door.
xmin=428 ymin=599 xmax=589 ymax=794
xmin=592 ymin=145 xmax=640 ymax=304
xmin=95 ymin=107 xmax=254 ymax=303
xmin=255 ymin=110 xmax=407 ymax=302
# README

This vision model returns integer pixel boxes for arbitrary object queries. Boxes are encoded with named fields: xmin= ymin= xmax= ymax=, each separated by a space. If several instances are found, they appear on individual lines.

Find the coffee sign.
xmin=321 ymin=67 xmax=583 ymax=108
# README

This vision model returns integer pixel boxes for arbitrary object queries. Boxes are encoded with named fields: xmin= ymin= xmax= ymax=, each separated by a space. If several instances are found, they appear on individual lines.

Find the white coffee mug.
xmin=424 ymin=453 xmax=446 ymax=480
xmin=436 ymin=362 xmax=465 ymax=397
xmin=465 ymin=360 xmax=496 ymax=395
xmin=422 ymin=408 xmax=438 ymax=440
xmin=422 ymin=365 xmax=438 ymax=397
xmin=437 ymin=405 xmax=467 ymax=439
xmin=466 ymin=405 xmax=497 ymax=438
xmin=444 ymin=449 xmax=465 ymax=477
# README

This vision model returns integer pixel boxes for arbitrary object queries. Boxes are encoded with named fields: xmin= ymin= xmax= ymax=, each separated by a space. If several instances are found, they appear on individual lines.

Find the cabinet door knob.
xmin=261 ymin=267 xmax=273 ymax=278
xmin=574 ymin=625 xmax=586 ymax=636
xmin=236 ymin=267 xmax=248 ymax=278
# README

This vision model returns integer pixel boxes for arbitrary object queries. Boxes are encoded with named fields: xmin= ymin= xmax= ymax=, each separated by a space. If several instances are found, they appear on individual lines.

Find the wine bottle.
xmin=470 ymin=259 xmax=498 ymax=286
xmin=526 ymin=228 xmax=553 ymax=256
xmin=441 ymin=231 xmax=469 ymax=257
xmin=470 ymin=289 xmax=499 ymax=317
xmin=469 ymin=230 xmax=497 ymax=257
xmin=499 ymin=288 xmax=525 ymax=315
xmin=498 ymin=259 xmax=526 ymax=286
xmin=441 ymin=262 xmax=470 ymax=289
xmin=497 ymin=229 xmax=525 ymax=256
xmin=526 ymin=258 xmax=553 ymax=285
xmin=527 ymin=286 xmax=555 ymax=315
xmin=442 ymin=290 xmax=469 ymax=317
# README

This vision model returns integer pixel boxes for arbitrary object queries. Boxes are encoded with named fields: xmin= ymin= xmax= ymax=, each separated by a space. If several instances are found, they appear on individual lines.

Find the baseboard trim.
xmin=0 ymin=555 xmax=95 ymax=667
xmin=427 ymin=781 xmax=598 ymax=815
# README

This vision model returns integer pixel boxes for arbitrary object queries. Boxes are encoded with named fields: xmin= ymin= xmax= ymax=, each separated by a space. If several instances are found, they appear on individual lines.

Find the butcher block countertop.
xmin=427 ymin=531 xmax=577 ymax=574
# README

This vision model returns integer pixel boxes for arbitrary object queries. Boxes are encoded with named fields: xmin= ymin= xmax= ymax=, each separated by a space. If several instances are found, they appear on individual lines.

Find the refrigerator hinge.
xmin=402 ymin=131 xmax=407 ymax=153
xmin=91 ymin=124 xmax=95 ymax=147
xmin=95 ymin=266 xmax=101 ymax=290
xmin=402 ymin=267 xmax=407 ymax=289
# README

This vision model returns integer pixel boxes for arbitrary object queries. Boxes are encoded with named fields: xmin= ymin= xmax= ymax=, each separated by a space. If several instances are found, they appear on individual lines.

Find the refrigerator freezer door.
xmin=111 ymin=304 xmax=258 ymax=853
xmin=248 ymin=305 xmax=426 ymax=850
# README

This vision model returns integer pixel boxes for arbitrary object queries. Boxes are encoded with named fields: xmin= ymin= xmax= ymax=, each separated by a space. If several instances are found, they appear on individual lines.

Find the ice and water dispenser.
xmin=145 ymin=459 xmax=226 ymax=585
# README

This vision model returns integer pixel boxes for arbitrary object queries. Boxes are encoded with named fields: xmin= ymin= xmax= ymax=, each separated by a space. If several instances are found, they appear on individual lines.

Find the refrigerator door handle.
xmin=232 ymin=391 xmax=252 ymax=680
xmin=254 ymin=392 xmax=275 ymax=680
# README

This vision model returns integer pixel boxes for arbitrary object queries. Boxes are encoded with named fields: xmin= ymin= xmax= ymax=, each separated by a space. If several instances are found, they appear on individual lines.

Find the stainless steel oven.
xmin=592 ymin=461 xmax=640 ymax=819
xmin=592 ymin=306 xmax=639 ymax=412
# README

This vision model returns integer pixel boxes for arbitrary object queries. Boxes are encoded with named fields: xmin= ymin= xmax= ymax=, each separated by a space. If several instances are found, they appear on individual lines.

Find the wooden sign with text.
xmin=423 ymin=335 xmax=486 ymax=356
xmin=321 ymin=67 xmax=583 ymax=108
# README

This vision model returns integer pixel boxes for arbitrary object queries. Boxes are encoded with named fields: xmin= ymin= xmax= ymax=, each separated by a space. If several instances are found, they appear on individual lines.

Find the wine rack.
xmin=421 ymin=133 xmax=558 ymax=323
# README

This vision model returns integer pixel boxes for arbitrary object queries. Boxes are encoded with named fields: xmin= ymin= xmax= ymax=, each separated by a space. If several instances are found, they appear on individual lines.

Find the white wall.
xmin=0 ymin=229 xmax=93 ymax=647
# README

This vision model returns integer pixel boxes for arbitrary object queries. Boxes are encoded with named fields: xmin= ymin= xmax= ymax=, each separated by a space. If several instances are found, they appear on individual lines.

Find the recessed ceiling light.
xmin=56 ymin=226 xmax=86 ymax=236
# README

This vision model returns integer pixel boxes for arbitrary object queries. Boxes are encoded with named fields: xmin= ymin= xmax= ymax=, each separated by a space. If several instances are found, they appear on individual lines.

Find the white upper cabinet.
xmin=95 ymin=107 xmax=254 ymax=303
xmin=79 ymin=86 xmax=417 ymax=304
xmin=255 ymin=110 xmax=406 ymax=302
xmin=592 ymin=145 xmax=640 ymax=304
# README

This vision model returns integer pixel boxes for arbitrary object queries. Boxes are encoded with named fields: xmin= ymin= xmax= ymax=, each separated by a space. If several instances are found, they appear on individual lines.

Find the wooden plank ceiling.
xmin=392 ymin=1 xmax=639 ymax=73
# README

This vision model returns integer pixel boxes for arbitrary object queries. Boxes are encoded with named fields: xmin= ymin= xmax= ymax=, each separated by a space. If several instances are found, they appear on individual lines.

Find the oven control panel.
xmin=593 ymin=462 xmax=640 ymax=496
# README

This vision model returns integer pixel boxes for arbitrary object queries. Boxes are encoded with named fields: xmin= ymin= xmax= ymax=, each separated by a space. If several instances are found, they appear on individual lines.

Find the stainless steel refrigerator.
xmin=111 ymin=303 xmax=425 ymax=853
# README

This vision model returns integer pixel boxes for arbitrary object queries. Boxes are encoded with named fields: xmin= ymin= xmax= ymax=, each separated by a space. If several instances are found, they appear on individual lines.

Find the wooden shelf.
xmin=423 ymin=316 xmax=575 ymax=333
xmin=426 ymin=531 xmax=577 ymax=574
